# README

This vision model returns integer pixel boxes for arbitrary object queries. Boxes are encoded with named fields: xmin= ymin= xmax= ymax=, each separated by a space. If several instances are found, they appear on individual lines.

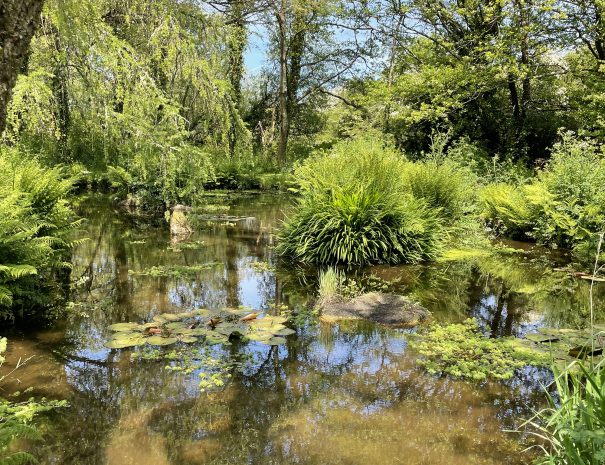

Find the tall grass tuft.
xmin=402 ymin=158 xmax=475 ymax=222
xmin=278 ymin=138 xmax=443 ymax=266
xmin=526 ymin=364 xmax=605 ymax=465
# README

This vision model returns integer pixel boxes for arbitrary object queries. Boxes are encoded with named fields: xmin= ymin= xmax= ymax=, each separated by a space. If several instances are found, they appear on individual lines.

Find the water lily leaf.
xmin=176 ymin=312 xmax=193 ymax=319
xmin=172 ymin=327 xmax=194 ymax=335
xmin=142 ymin=322 xmax=160 ymax=329
xmin=166 ymin=322 xmax=187 ymax=330
xmin=206 ymin=333 xmax=229 ymax=345
xmin=246 ymin=332 xmax=274 ymax=342
xmin=105 ymin=337 xmax=146 ymax=349
xmin=153 ymin=315 xmax=168 ymax=324
xmin=259 ymin=315 xmax=288 ymax=324
xmin=223 ymin=308 xmax=250 ymax=316
xmin=190 ymin=328 xmax=210 ymax=336
xmin=108 ymin=322 xmax=142 ymax=332
xmin=215 ymin=323 xmax=249 ymax=336
xmin=192 ymin=308 xmax=211 ymax=317
xmin=146 ymin=336 xmax=178 ymax=346
xmin=159 ymin=313 xmax=182 ymax=322
xmin=273 ymin=328 xmax=296 ymax=336
xmin=111 ymin=331 xmax=139 ymax=340
xmin=178 ymin=336 xmax=198 ymax=344
xmin=261 ymin=337 xmax=287 ymax=345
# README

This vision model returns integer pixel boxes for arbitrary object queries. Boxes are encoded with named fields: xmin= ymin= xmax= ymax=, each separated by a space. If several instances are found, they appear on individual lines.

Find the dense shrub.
xmin=0 ymin=149 xmax=79 ymax=320
xmin=278 ymin=138 xmax=443 ymax=265
xmin=479 ymin=134 xmax=605 ymax=255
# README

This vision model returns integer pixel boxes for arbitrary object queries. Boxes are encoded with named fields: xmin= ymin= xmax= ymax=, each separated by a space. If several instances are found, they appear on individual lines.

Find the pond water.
xmin=2 ymin=193 xmax=605 ymax=465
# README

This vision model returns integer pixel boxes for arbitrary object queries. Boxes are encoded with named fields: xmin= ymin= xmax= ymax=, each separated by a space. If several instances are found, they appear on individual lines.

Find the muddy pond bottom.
xmin=4 ymin=192 xmax=602 ymax=465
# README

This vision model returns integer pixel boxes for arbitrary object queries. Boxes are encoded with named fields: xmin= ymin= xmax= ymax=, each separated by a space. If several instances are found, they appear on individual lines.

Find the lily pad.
xmin=206 ymin=333 xmax=229 ymax=345
xmin=159 ymin=313 xmax=182 ymax=322
xmin=246 ymin=332 xmax=274 ymax=342
xmin=166 ymin=322 xmax=187 ymax=330
xmin=192 ymin=308 xmax=211 ymax=317
xmin=178 ymin=336 xmax=198 ymax=344
xmin=146 ymin=336 xmax=178 ymax=346
xmin=108 ymin=322 xmax=142 ymax=332
xmin=105 ymin=336 xmax=146 ymax=349
xmin=273 ymin=328 xmax=296 ymax=336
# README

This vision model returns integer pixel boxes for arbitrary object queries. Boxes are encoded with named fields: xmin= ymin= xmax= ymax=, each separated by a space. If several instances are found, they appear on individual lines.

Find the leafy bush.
xmin=0 ymin=149 xmax=79 ymax=320
xmin=278 ymin=138 xmax=443 ymax=265
xmin=479 ymin=183 xmax=534 ymax=239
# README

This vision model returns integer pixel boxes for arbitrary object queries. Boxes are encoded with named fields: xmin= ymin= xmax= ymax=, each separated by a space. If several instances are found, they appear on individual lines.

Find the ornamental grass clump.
xmin=278 ymin=138 xmax=443 ymax=266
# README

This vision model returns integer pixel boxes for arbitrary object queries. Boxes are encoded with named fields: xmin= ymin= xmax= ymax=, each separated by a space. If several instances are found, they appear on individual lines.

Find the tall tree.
xmin=0 ymin=0 xmax=45 ymax=135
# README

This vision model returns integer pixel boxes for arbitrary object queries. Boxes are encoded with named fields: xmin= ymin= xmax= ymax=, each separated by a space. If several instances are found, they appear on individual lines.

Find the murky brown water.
xmin=2 ymin=193 xmax=605 ymax=465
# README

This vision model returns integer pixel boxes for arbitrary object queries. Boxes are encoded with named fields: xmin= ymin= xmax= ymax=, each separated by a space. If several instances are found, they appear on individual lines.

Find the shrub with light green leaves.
xmin=479 ymin=133 xmax=605 ymax=257
xmin=402 ymin=158 xmax=475 ymax=222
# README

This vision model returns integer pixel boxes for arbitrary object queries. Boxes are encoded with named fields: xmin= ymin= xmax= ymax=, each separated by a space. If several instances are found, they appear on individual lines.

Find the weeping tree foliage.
xmin=0 ymin=0 xmax=45 ymax=135
xmin=4 ymin=0 xmax=251 ymax=207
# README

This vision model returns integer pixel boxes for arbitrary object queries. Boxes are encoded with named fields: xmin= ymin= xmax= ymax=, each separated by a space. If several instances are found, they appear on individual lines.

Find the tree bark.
xmin=276 ymin=0 xmax=288 ymax=165
xmin=0 ymin=0 xmax=45 ymax=135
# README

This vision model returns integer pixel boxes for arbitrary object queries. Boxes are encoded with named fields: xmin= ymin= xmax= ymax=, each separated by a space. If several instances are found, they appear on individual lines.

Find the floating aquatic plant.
xmin=105 ymin=308 xmax=294 ymax=349
xmin=127 ymin=263 xmax=221 ymax=278
xmin=410 ymin=318 xmax=530 ymax=381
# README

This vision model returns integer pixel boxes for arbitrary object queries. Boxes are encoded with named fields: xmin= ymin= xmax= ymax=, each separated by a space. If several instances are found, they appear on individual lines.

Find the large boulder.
xmin=318 ymin=292 xmax=430 ymax=327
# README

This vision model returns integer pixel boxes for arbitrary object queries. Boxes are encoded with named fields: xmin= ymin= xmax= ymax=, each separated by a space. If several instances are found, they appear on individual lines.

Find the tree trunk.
xmin=286 ymin=12 xmax=305 ymax=127
xmin=276 ymin=0 xmax=288 ymax=165
xmin=0 ymin=0 xmax=45 ymax=135
xmin=227 ymin=0 xmax=247 ymax=156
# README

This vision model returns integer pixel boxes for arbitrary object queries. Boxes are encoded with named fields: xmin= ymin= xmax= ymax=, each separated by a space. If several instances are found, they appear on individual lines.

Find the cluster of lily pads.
xmin=519 ymin=326 xmax=605 ymax=370
xmin=105 ymin=308 xmax=295 ymax=349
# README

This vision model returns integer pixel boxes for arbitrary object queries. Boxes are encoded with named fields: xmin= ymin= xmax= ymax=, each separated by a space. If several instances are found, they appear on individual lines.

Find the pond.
xmin=2 ymin=192 xmax=605 ymax=465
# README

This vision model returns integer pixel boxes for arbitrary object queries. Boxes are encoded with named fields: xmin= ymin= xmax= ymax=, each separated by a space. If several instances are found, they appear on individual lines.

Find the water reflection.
xmin=2 ymin=193 xmax=604 ymax=465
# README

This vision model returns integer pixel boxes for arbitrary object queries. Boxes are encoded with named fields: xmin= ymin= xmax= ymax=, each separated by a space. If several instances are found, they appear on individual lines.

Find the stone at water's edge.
xmin=318 ymin=292 xmax=430 ymax=327
xmin=170 ymin=205 xmax=193 ymax=236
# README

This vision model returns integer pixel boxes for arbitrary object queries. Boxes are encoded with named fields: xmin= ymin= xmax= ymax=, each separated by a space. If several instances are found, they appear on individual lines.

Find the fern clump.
xmin=0 ymin=148 xmax=79 ymax=320
xmin=278 ymin=138 xmax=443 ymax=266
